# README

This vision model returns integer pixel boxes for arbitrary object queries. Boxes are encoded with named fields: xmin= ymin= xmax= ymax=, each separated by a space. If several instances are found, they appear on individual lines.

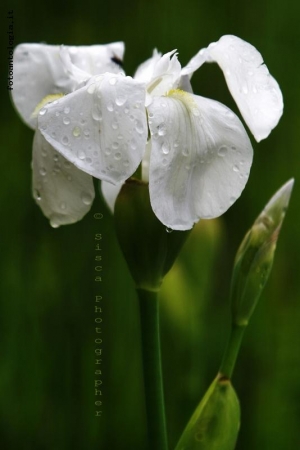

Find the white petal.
xmin=11 ymin=42 xmax=125 ymax=130
xmin=39 ymin=73 xmax=147 ymax=184
xmin=101 ymin=180 xmax=123 ymax=213
xmin=136 ymin=50 xmax=182 ymax=99
xmin=148 ymin=91 xmax=253 ymax=230
xmin=64 ymin=42 xmax=125 ymax=76
xmin=32 ymin=130 xmax=95 ymax=227
xmin=181 ymin=48 xmax=207 ymax=77
xmin=11 ymin=44 xmax=75 ymax=129
xmin=141 ymin=140 xmax=152 ymax=182
xmin=206 ymin=35 xmax=283 ymax=141
xmin=134 ymin=49 xmax=162 ymax=83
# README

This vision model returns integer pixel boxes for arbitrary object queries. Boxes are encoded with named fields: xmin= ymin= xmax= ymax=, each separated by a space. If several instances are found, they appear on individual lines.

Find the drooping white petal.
xmin=39 ymin=73 xmax=147 ymax=184
xmin=148 ymin=91 xmax=253 ymax=230
xmin=32 ymin=130 xmax=95 ymax=227
xmin=206 ymin=35 xmax=283 ymax=141
xmin=12 ymin=44 xmax=75 ymax=129
xmin=11 ymin=42 xmax=125 ymax=130
xmin=101 ymin=180 xmax=123 ymax=213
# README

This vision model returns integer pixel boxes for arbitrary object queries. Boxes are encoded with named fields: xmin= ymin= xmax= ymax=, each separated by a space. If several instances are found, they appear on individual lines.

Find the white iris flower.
xmin=102 ymin=36 xmax=283 ymax=230
xmin=12 ymin=36 xmax=283 ymax=230
xmin=11 ymin=41 xmax=128 ymax=227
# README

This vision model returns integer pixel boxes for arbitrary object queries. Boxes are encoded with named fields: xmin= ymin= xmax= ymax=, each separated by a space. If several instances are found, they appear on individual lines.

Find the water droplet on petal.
xmin=63 ymin=117 xmax=70 ymax=125
xmin=39 ymin=108 xmax=47 ymax=116
xmin=109 ymin=77 xmax=117 ymax=85
xmin=158 ymin=124 xmax=167 ymax=136
xmin=73 ymin=126 xmax=81 ymax=137
xmin=135 ymin=120 xmax=144 ymax=134
xmin=233 ymin=164 xmax=239 ymax=172
xmin=62 ymin=136 xmax=69 ymax=145
xmin=182 ymin=148 xmax=189 ymax=157
xmin=111 ymin=121 xmax=118 ymax=130
xmin=78 ymin=150 xmax=86 ymax=160
xmin=112 ymin=142 xmax=119 ymax=150
xmin=64 ymin=107 xmax=70 ymax=114
xmin=114 ymin=152 xmax=122 ymax=160
xmin=162 ymin=142 xmax=170 ymax=155
xmin=88 ymin=83 xmax=96 ymax=95
xmin=39 ymin=167 xmax=47 ymax=176
xmin=105 ymin=148 xmax=111 ymax=156
xmin=34 ymin=189 xmax=41 ymax=201
xmin=218 ymin=145 xmax=228 ymax=157
xmin=64 ymin=160 xmax=71 ymax=168
xmin=116 ymin=96 xmax=126 ymax=106
xmin=81 ymin=192 xmax=93 ymax=205
xmin=107 ymin=102 xmax=114 ymax=112
xmin=166 ymin=227 xmax=173 ymax=233
xmin=50 ymin=217 xmax=60 ymax=228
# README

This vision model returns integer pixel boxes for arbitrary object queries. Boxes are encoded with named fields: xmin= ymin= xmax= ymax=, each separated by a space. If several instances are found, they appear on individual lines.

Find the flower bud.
xmin=114 ymin=179 xmax=190 ymax=291
xmin=231 ymin=179 xmax=294 ymax=325
xmin=175 ymin=375 xmax=240 ymax=450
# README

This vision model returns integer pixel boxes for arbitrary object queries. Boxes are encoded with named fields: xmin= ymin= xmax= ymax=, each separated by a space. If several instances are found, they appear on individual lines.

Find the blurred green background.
xmin=1 ymin=0 xmax=300 ymax=448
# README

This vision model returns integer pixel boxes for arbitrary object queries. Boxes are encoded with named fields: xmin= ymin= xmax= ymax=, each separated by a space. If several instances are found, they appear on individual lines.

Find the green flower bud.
xmin=114 ymin=179 xmax=190 ymax=291
xmin=175 ymin=375 xmax=240 ymax=450
xmin=231 ymin=179 xmax=294 ymax=325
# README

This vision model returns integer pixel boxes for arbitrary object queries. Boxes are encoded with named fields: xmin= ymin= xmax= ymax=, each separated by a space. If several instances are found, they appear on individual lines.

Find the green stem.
xmin=137 ymin=288 xmax=168 ymax=450
xmin=219 ymin=323 xmax=246 ymax=379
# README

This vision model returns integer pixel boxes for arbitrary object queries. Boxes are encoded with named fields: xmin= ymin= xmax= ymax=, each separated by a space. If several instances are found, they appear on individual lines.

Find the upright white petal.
xmin=134 ymin=49 xmax=162 ymax=84
xmin=206 ymin=35 xmax=283 ymax=141
xmin=11 ymin=42 xmax=125 ymax=130
xmin=148 ymin=91 xmax=253 ymax=230
xmin=181 ymin=48 xmax=207 ymax=77
xmin=32 ymin=130 xmax=95 ymax=227
xmin=39 ymin=73 xmax=147 ymax=184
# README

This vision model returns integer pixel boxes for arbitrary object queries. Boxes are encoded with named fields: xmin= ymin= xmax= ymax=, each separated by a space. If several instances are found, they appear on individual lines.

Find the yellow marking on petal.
xmin=31 ymin=93 xmax=64 ymax=118
xmin=166 ymin=89 xmax=199 ymax=115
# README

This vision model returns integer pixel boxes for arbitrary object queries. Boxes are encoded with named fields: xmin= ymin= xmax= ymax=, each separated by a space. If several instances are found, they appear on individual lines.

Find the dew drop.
xmin=86 ymin=157 xmax=92 ymax=164
xmin=39 ymin=108 xmax=47 ymax=116
xmin=109 ymin=77 xmax=117 ymax=85
xmin=130 ymin=140 xmax=137 ymax=150
xmin=50 ymin=217 xmax=60 ymax=228
xmin=124 ymin=107 xmax=129 ymax=114
xmin=64 ymin=107 xmax=70 ymax=114
xmin=182 ymin=148 xmax=189 ymax=157
xmin=114 ymin=152 xmax=122 ymax=160
xmin=111 ymin=121 xmax=118 ymax=130
xmin=166 ymin=227 xmax=173 ymax=233
xmin=81 ymin=192 xmax=93 ymax=205
xmin=62 ymin=136 xmax=69 ymax=145
xmin=158 ymin=124 xmax=167 ymax=136
xmin=116 ymin=96 xmax=126 ymax=106
xmin=162 ymin=142 xmax=170 ymax=155
xmin=63 ymin=117 xmax=70 ymax=125
xmin=233 ymin=165 xmax=239 ymax=172
xmin=252 ymin=85 xmax=258 ymax=94
xmin=55 ymin=111 xmax=60 ymax=117
xmin=123 ymin=160 xmax=130 ymax=167
xmin=92 ymin=106 xmax=102 ymax=121
xmin=117 ymin=134 xmax=124 ymax=140
xmin=84 ymin=130 xmax=90 ymax=138
xmin=105 ymin=148 xmax=111 ymax=156
xmin=112 ymin=142 xmax=119 ymax=150
xmin=242 ymin=86 xmax=248 ymax=94
xmin=34 ymin=189 xmax=41 ymax=201
xmin=107 ymin=102 xmax=114 ymax=112
xmin=73 ymin=126 xmax=81 ymax=137
xmin=87 ymin=83 xmax=96 ymax=95
xmin=135 ymin=120 xmax=144 ymax=134
xmin=39 ymin=167 xmax=47 ymax=176
xmin=78 ymin=150 xmax=86 ymax=160
xmin=218 ymin=145 xmax=228 ymax=157
xmin=162 ymin=158 xmax=168 ymax=165
xmin=53 ymin=154 xmax=59 ymax=162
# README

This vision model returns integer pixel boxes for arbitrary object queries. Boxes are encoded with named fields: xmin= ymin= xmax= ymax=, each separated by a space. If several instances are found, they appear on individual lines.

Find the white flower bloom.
xmin=11 ymin=42 xmax=125 ymax=226
xmin=101 ymin=36 xmax=283 ymax=230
